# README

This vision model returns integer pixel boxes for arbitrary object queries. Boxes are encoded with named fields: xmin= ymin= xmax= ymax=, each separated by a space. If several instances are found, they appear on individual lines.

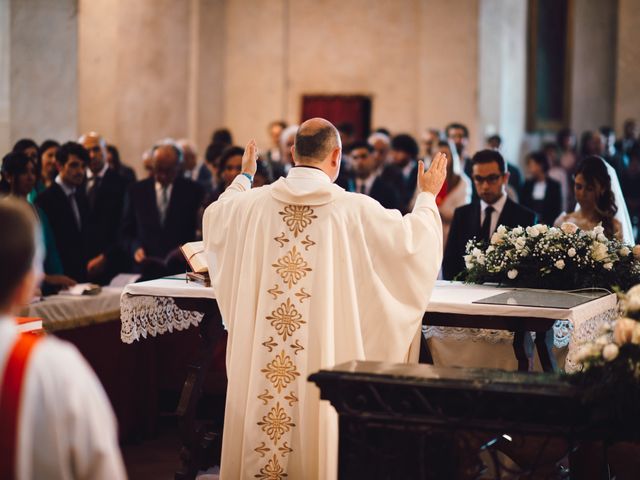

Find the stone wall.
xmin=2 ymin=0 xmax=636 ymax=175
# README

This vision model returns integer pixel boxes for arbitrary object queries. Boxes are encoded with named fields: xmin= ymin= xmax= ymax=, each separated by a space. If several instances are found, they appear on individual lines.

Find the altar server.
xmin=203 ymin=118 xmax=446 ymax=479
xmin=0 ymin=198 xmax=126 ymax=480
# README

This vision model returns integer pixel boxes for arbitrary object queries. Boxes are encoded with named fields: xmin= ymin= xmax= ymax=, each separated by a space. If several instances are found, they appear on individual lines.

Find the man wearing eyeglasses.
xmin=442 ymin=149 xmax=537 ymax=280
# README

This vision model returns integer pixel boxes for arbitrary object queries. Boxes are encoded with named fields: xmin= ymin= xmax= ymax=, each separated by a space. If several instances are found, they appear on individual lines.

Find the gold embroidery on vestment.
xmin=279 ymin=205 xmax=317 ymax=238
xmin=272 ymin=246 xmax=311 ymax=289
xmin=267 ymin=284 xmax=284 ymax=300
xmin=294 ymin=287 xmax=311 ymax=303
xmin=261 ymin=351 xmax=300 ymax=393
xmin=278 ymin=442 xmax=293 ymax=457
xmin=301 ymin=235 xmax=316 ymax=251
xmin=290 ymin=339 xmax=304 ymax=356
xmin=254 ymin=453 xmax=288 ymax=479
xmin=258 ymin=389 xmax=274 ymax=405
xmin=274 ymin=232 xmax=289 ymax=248
xmin=284 ymin=391 xmax=299 ymax=406
xmin=262 ymin=337 xmax=278 ymax=353
xmin=266 ymin=298 xmax=306 ymax=341
xmin=257 ymin=402 xmax=295 ymax=444
xmin=254 ymin=442 xmax=270 ymax=457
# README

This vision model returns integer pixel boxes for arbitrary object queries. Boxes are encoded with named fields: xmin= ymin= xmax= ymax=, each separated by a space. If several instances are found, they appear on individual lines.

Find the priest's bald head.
xmin=292 ymin=118 xmax=342 ymax=182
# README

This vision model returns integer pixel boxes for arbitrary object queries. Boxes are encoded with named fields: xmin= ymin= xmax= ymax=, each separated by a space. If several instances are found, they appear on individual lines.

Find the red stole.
xmin=0 ymin=333 xmax=42 ymax=479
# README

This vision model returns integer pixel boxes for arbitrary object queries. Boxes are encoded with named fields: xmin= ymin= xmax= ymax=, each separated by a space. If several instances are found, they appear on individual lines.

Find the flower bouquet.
xmin=567 ymin=285 xmax=640 ymax=438
xmin=459 ymin=222 xmax=640 ymax=291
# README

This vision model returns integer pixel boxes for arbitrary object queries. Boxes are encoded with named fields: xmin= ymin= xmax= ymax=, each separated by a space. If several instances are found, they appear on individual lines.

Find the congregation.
xmin=1 ymin=119 xmax=639 ymax=292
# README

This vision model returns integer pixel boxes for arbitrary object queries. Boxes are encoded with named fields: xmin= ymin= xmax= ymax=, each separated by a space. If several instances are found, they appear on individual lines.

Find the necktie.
xmin=159 ymin=186 xmax=169 ymax=224
xmin=479 ymin=205 xmax=494 ymax=243
xmin=88 ymin=177 xmax=101 ymax=209
xmin=68 ymin=191 xmax=81 ymax=230
xmin=359 ymin=182 xmax=366 ymax=195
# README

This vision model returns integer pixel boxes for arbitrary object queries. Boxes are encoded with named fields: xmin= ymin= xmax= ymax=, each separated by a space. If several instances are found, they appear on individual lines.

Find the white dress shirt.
xmin=480 ymin=193 xmax=507 ymax=236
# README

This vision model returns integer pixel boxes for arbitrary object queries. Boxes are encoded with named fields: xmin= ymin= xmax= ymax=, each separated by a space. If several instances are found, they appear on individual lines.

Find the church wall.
xmin=0 ymin=0 xmax=10 ymax=155
xmin=8 ymin=0 xmax=78 ymax=149
xmin=570 ymin=0 xmax=618 ymax=135
xmin=614 ymin=0 xmax=640 ymax=133
xmin=223 ymin=0 xmax=481 ymax=153
xmin=478 ymin=0 xmax=527 ymax=167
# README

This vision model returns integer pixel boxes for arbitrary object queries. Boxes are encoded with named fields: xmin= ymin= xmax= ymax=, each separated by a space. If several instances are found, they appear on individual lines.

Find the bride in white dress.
xmin=555 ymin=155 xmax=634 ymax=243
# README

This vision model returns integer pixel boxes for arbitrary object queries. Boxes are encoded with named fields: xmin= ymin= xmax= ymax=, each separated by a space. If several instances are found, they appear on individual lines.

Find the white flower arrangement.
xmin=461 ymin=223 xmax=640 ymax=290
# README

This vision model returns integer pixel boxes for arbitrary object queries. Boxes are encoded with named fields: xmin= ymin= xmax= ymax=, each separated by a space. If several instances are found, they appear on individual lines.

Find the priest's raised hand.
xmin=418 ymin=151 xmax=448 ymax=195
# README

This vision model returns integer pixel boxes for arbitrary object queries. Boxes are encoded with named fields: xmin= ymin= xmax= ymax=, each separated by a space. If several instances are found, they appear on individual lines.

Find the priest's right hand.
xmin=241 ymin=139 xmax=258 ymax=177
xmin=418 ymin=151 xmax=447 ymax=196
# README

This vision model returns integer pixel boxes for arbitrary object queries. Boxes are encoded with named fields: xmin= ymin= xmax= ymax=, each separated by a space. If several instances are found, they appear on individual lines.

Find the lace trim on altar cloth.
xmin=422 ymin=320 xmax=573 ymax=347
xmin=422 ymin=307 xmax=619 ymax=373
xmin=565 ymin=308 xmax=619 ymax=373
xmin=120 ymin=294 xmax=204 ymax=344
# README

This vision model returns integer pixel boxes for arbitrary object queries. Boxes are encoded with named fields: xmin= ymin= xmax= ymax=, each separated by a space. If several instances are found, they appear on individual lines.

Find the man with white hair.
xmin=203 ymin=117 xmax=446 ymax=479
xmin=121 ymin=139 xmax=204 ymax=280
xmin=78 ymin=132 xmax=127 ymax=284
xmin=368 ymin=131 xmax=392 ymax=167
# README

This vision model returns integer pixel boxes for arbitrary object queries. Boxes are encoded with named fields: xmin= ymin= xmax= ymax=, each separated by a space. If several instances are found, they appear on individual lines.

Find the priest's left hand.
xmin=242 ymin=139 xmax=258 ymax=177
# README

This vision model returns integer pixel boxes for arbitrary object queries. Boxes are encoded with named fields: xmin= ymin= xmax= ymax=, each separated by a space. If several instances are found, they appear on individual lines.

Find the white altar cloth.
xmin=120 ymin=276 xmax=618 ymax=371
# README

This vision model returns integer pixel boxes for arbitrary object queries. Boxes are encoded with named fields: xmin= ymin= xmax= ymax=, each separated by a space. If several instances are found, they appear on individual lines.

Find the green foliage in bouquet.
xmin=459 ymin=222 xmax=640 ymax=291
xmin=567 ymin=285 xmax=640 ymax=439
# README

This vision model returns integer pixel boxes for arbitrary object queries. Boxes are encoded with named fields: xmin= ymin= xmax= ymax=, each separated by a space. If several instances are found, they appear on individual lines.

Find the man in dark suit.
xmin=80 ymin=132 xmax=128 ymax=284
xmin=520 ymin=151 xmax=563 ymax=226
xmin=350 ymin=141 xmax=401 ymax=210
xmin=35 ymin=142 xmax=90 ymax=282
xmin=121 ymin=140 xmax=204 ymax=280
xmin=382 ymin=133 xmax=420 ymax=213
xmin=443 ymin=149 xmax=537 ymax=280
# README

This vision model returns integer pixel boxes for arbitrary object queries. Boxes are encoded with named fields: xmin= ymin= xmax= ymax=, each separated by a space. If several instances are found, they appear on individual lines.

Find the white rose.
xmin=486 ymin=246 xmax=495 ymax=253
xmin=490 ymin=232 xmax=504 ymax=245
xmin=591 ymin=242 xmax=609 ymax=261
xmin=497 ymin=225 xmax=507 ymax=235
xmin=477 ymin=255 xmax=486 ymax=265
xmin=624 ymin=288 xmax=640 ymax=312
xmin=515 ymin=237 xmax=527 ymax=250
xmin=602 ymin=343 xmax=619 ymax=362
xmin=536 ymin=224 xmax=549 ymax=234
xmin=619 ymin=247 xmax=631 ymax=257
xmin=568 ymin=248 xmax=577 ymax=258
xmin=632 ymin=324 xmax=640 ymax=344
xmin=507 ymin=269 xmax=518 ymax=279
xmin=603 ymin=262 xmax=613 ymax=270
xmin=575 ymin=343 xmax=602 ymax=363
xmin=526 ymin=226 xmax=540 ymax=238
xmin=555 ymin=259 xmax=565 ymax=270
xmin=512 ymin=226 xmax=524 ymax=236
xmin=594 ymin=225 xmax=605 ymax=235
xmin=597 ymin=233 xmax=607 ymax=242
xmin=560 ymin=222 xmax=578 ymax=234
xmin=472 ymin=247 xmax=483 ymax=258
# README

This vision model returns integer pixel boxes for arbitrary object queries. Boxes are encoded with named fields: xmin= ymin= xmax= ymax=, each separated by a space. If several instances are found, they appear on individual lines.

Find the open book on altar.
xmin=180 ymin=241 xmax=210 ymax=285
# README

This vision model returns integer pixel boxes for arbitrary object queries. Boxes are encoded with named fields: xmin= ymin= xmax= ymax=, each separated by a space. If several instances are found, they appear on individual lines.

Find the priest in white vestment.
xmin=203 ymin=118 xmax=447 ymax=479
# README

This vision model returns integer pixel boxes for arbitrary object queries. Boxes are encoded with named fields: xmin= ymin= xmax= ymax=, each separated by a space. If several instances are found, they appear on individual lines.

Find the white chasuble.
xmin=203 ymin=167 xmax=443 ymax=479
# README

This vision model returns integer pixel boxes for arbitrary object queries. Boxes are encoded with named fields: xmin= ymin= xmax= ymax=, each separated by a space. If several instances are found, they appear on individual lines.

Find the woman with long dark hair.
xmin=28 ymin=139 xmax=60 ymax=202
xmin=1 ymin=152 xmax=76 ymax=291
xmin=554 ymin=155 xmax=621 ymax=239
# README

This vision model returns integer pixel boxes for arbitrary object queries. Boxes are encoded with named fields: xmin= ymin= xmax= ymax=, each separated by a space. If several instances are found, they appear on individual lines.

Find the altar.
xmin=119 ymin=275 xmax=618 ymax=477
